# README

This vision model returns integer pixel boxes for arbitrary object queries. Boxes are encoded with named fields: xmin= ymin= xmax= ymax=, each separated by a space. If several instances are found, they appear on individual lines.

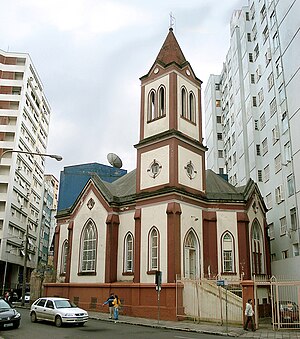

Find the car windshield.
xmin=54 ymin=300 xmax=76 ymax=309
xmin=0 ymin=299 xmax=12 ymax=310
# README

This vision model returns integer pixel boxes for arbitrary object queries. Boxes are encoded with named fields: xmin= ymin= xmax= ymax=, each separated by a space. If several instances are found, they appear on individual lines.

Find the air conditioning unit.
xmin=257 ymin=65 xmax=262 ymax=76
xmin=266 ymin=48 xmax=272 ymax=60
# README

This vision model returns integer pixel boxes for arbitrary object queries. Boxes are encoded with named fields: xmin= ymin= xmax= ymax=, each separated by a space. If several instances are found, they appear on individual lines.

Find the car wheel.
xmin=31 ymin=312 xmax=37 ymax=323
xmin=55 ymin=315 xmax=63 ymax=327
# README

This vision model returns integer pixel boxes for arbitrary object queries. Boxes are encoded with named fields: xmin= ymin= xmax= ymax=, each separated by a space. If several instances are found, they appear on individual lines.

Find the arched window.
xmin=184 ymin=229 xmax=200 ymax=279
xmin=61 ymin=240 xmax=68 ymax=275
xmin=149 ymin=227 xmax=159 ymax=271
xmin=80 ymin=220 xmax=97 ymax=273
xmin=221 ymin=232 xmax=234 ymax=273
xmin=124 ymin=232 xmax=134 ymax=273
xmin=252 ymin=221 xmax=264 ymax=275
xmin=148 ymin=90 xmax=156 ymax=121
xmin=181 ymin=87 xmax=187 ymax=118
xmin=158 ymin=86 xmax=165 ymax=117
xmin=188 ymin=91 xmax=196 ymax=122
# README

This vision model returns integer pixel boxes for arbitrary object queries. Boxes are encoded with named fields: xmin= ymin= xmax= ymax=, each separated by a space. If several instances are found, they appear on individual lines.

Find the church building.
xmin=46 ymin=28 xmax=270 ymax=321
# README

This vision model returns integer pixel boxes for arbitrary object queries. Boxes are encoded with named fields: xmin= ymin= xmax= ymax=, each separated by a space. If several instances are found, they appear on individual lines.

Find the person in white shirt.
xmin=244 ymin=298 xmax=255 ymax=331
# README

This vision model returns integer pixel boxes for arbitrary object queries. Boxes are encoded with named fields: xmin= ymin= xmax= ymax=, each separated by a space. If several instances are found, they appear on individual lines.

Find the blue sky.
xmin=0 ymin=0 xmax=246 ymax=179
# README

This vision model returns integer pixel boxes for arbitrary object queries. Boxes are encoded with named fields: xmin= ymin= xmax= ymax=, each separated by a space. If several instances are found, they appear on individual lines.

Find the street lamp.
xmin=0 ymin=149 xmax=62 ymax=305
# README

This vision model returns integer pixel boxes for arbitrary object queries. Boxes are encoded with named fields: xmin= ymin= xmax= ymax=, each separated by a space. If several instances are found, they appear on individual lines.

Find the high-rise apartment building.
xmin=205 ymin=0 xmax=300 ymax=277
xmin=39 ymin=174 xmax=59 ymax=265
xmin=0 ymin=49 xmax=51 ymax=291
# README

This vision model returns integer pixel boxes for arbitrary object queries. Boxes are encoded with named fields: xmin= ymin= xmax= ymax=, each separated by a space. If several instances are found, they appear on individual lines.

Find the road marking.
xmin=174 ymin=336 xmax=195 ymax=339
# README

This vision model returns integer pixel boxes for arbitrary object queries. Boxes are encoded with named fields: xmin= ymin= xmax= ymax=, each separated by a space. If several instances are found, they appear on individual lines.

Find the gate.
xmin=254 ymin=275 xmax=300 ymax=330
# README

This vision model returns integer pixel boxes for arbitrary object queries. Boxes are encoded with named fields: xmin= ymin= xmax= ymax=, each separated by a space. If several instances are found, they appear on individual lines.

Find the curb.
xmin=88 ymin=315 xmax=240 ymax=337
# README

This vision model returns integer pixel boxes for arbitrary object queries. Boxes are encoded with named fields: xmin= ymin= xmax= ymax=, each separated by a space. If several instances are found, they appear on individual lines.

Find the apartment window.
xmin=256 ymin=144 xmax=261 ymax=156
xmin=250 ymin=73 xmax=255 ymax=84
xmin=282 ymin=250 xmax=288 ymax=259
xmin=273 ymin=32 xmax=280 ymax=51
xmin=258 ymin=88 xmax=264 ymax=105
xmin=270 ymin=11 xmax=276 ymax=27
xmin=287 ymin=175 xmax=295 ymax=197
xmin=263 ymin=26 xmax=269 ymax=42
xmin=254 ymin=44 xmax=259 ymax=60
xmin=260 ymin=112 xmax=266 ymax=129
xmin=284 ymin=142 xmax=291 ymax=164
xmin=216 ymin=116 xmax=222 ymax=123
xmin=267 ymin=73 xmax=274 ymax=90
xmin=278 ymin=85 xmax=285 ymax=104
xmin=252 ymin=96 xmax=257 ymax=107
xmin=233 ymin=152 xmax=237 ymax=164
xmin=293 ymin=244 xmax=299 ymax=257
xmin=264 ymin=165 xmax=270 ymax=182
xmin=275 ymin=185 xmax=284 ymax=204
xmin=282 ymin=112 xmax=288 ymax=133
xmin=260 ymin=4 xmax=266 ymax=22
xmin=270 ymin=98 xmax=277 ymax=116
xmin=268 ymin=223 xmax=275 ymax=240
xmin=215 ymin=83 xmax=220 ymax=90
xmin=247 ymin=33 xmax=252 ymax=42
xmin=218 ymin=150 xmax=223 ymax=158
xmin=258 ymin=170 xmax=263 ymax=182
xmin=272 ymin=125 xmax=279 ymax=144
xmin=249 ymin=53 xmax=254 ymax=62
xmin=262 ymin=138 xmax=268 ymax=155
xmin=274 ymin=154 xmax=282 ymax=173
xmin=232 ymin=132 xmax=235 ymax=144
xmin=219 ymin=168 xmax=224 ymax=175
xmin=254 ymin=120 xmax=259 ymax=130
xmin=266 ymin=193 xmax=272 ymax=209
xmin=290 ymin=208 xmax=297 ymax=231
xmin=265 ymin=48 xmax=272 ymax=65
xmin=280 ymin=216 xmax=287 ymax=235
xmin=216 ymin=99 xmax=221 ymax=107
xmin=275 ymin=58 xmax=282 ymax=77
xmin=217 ymin=133 xmax=223 ymax=140
xmin=246 ymin=11 xmax=250 ymax=21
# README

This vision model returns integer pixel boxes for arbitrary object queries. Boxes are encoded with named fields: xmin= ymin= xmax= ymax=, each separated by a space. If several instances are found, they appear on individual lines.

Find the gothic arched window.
xmin=148 ymin=90 xmax=156 ymax=121
xmin=221 ymin=232 xmax=235 ymax=273
xmin=61 ymin=240 xmax=68 ymax=275
xmin=184 ymin=229 xmax=200 ymax=279
xmin=188 ymin=91 xmax=196 ymax=122
xmin=124 ymin=232 xmax=134 ymax=273
xmin=149 ymin=227 xmax=159 ymax=271
xmin=252 ymin=221 xmax=264 ymax=275
xmin=181 ymin=87 xmax=187 ymax=118
xmin=80 ymin=220 xmax=97 ymax=273
xmin=158 ymin=86 xmax=166 ymax=117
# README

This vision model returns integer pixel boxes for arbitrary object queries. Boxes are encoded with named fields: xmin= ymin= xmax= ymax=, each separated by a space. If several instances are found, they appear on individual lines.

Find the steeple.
xmin=155 ymin=28 xmax=186 ymax=67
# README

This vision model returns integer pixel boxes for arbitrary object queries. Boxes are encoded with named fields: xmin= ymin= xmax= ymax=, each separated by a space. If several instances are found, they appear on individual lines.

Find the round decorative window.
xmin=147 ymin=159 xmax=162 ymax=178
xmin=184 ymin=161 xmax=197 ymax=180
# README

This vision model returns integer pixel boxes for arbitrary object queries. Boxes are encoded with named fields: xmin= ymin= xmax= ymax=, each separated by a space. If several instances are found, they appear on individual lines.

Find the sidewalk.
xmin=88 ymin=310 xmax=300 ymax=338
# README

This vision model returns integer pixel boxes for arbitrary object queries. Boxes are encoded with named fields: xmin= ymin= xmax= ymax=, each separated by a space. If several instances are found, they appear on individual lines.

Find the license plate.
xmin=4 ymin=323 xmax=13 ymax=328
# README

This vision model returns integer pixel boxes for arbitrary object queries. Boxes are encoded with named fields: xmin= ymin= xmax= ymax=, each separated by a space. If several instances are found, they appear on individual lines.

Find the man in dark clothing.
xmin=103 ymin=293 xmax=115 ymax=319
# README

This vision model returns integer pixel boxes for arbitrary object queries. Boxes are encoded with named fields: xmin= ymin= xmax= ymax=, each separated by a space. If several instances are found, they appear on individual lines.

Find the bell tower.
xmin=135 ymin=28 xmax=207 ymax=195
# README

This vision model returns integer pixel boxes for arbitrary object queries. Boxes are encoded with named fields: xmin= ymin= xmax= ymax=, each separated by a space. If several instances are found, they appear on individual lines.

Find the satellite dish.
xmin=107 ymin=153 xmax=123 ymax=169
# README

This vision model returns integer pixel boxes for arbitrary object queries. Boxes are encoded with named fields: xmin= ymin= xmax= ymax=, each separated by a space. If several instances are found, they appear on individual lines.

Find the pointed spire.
xmin=155 ymin=28 xmax=186 ymax=67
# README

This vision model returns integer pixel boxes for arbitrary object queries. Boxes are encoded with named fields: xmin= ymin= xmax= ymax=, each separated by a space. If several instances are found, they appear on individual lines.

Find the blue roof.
xmin=57 ymin=163 xmax=127 ymax=211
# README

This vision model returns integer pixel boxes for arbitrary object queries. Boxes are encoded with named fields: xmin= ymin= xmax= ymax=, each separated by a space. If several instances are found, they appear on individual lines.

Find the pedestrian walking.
xmin=244 ymin=298 xmax=255 ymax=331
xmin=113 ymin=294 xmax=121 ymax=322
xmin=103 ymin=292 xmax=115 ymax=319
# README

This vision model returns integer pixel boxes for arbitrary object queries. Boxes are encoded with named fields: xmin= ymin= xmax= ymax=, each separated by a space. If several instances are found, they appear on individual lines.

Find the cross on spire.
xmin=169 ymin=12 xmax=175 ymax=30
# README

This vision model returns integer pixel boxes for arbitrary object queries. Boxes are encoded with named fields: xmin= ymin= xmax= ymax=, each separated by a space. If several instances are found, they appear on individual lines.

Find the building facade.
xmin=0 ymin=49 xmax=51 ymax=292
xmin=38 ymin=174 xmax=59 ymax=266
xmin=205 ymin=0 xmax=300 ymax=276
xmin=46 ymin=29 xmax=270 ymax=321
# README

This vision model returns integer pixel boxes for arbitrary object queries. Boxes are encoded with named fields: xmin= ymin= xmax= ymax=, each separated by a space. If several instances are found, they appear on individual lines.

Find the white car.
xmin=30 ymin=297 xmax=88 ymax=327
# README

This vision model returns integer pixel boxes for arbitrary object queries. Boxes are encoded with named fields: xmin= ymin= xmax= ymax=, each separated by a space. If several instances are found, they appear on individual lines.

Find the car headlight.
xmin=14 ymin=311 xmax=21 ymax=319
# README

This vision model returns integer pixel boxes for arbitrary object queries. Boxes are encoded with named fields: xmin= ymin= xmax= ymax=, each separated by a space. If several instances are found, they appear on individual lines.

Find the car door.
xmin=33 ymin=298 xmax=47 ymax=320
xmin=44 ymin=300 xmax=55 ymax=322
